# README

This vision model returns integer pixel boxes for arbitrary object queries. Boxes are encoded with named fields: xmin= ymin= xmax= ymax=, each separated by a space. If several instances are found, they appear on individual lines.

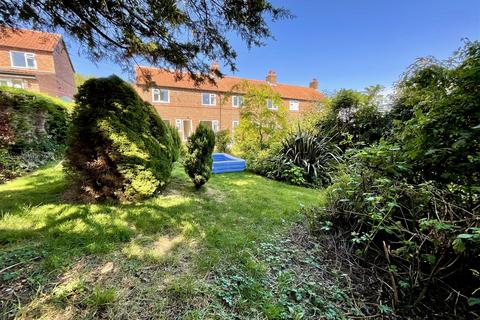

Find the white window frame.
xmin=199 ymin=120 xmax=219 ymax=132
xmin=0 ymin=78 xmax=24 ymax=88
xmin=232 ymin=95 xmax=243 ymax=108
xmin=10 ymin=51 xmax=37 ymax=69
xmin=176 ymin=119 xmax=193 ymax=141
xmin=266 ymin=99 xmax=278 ymax=110
xmin=289 ymin=100 xmax=299 ymax=111
xmin=232 ymin=120 xmax=239 ymax=131
xmin=152 ymin=88 xmax=170 ymax=103
xmin=201 ymin=92 xmax=216 ymax=106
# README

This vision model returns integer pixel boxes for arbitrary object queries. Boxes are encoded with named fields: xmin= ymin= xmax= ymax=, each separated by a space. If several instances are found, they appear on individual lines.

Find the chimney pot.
xmin=266 ymin=69 xmax=277 ymax=84
xmin=309 ymin=78 xmax=318 ymax=90
xmin=210 ymin=61 xmax=221 ymax=78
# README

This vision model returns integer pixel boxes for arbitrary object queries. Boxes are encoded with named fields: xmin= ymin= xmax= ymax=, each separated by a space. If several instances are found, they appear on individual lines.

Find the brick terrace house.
xmin=0 ymin=28 xmax=75 ymax=100
xmin=135 ymin=65 xmax=323 ymax=140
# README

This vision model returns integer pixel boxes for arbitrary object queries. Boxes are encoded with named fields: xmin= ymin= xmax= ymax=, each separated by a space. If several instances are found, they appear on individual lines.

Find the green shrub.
xmin=184 ymin=124 xmax=215 ymax=189
xmin=252 ymin=128 xmax=341 ymax=187
xmin=393 ymin=41 xmax=480 ymax=187
xmin=314 ymin=144 xmax=479 ymax=315
xmin=215 ymin=129 xmax=231 ymax=153
xmin=232 ymin=83 xmax=287 ymax=163
xmin=316 ymin=87 xmax=390 ymax=149
xmin=167 ymin=123 xmax=182 ymax=162
xmin=309 ymin=42 xmax=480 ymax=317
xmin=65 ymin=75 xmax=178 ymax=201
xmin=0 ymin=86 xmax=69 ymax=182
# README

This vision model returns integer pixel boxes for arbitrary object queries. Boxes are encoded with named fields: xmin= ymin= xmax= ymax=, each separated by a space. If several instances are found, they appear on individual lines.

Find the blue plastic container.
xmin=212 ymin=153 xmax=246 ymax=173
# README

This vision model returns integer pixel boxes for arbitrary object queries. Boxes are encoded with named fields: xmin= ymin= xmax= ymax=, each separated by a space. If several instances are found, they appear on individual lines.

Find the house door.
xmin=175 ymin=119 xmax=192 ymax=141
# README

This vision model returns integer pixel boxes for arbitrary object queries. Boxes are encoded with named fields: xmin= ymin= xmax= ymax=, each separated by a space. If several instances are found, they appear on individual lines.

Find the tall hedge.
xmin=0 ymin=87 xmax=69 ymax=182
xmin=184 ymin=124 xmax=215 ymax=188
xmin=65 ymin=75 xmax=178 ymax=201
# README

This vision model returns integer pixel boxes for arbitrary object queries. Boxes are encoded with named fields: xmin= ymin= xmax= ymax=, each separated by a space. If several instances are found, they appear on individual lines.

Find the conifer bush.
xmin=184 ymin=124 xmax=215 ymax=189
xmin=65 ymin=75 xmax=178 ymax=201
xmin=167 ymin=123 xmax=182 ymax=162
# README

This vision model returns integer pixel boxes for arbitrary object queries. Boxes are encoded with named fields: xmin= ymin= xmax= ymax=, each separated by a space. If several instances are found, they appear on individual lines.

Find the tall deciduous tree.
xmin=234 ymin=82 xmax=287 ymax=155
xmin=0 ymin=0 xmax=289 ymax=82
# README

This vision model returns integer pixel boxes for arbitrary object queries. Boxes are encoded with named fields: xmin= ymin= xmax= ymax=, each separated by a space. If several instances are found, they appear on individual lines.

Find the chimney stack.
xmin=266 ymin=70 xmax=277 ymax=84
xmin=210 ymin=61 xmax=220 ymax=72
xmin=309 ymin=78 xmax=318 ymax=90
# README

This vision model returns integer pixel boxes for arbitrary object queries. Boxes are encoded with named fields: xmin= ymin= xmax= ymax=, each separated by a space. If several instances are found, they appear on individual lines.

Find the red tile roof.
xmin=136 ymin=66 xmax=324 ymax=101
xmin=0 ymin=27 xmax=61 ymax=52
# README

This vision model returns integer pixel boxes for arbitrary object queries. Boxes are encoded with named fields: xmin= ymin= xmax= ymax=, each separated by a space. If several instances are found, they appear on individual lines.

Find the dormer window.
xmin=266 ymin=99 xmax=278 ymax=110
xmin=10 ymin=51 xmax=36 ymax=69
xmin=202 ymin=93 xmax=216 ymax=106
xmin=152 ymin=88 xmax=170 ymax=103
xmin=232 ymin=95 xmax=243 ymax=108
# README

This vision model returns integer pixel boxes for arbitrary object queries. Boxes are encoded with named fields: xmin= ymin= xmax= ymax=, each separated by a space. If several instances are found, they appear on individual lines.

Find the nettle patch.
xmin=212 ymin=226 xmax=364 ymax=319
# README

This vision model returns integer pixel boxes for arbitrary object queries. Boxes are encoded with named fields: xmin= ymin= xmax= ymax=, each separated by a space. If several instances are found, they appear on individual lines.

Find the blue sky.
xmin=67 ymin=0 xmax=480 ymax=92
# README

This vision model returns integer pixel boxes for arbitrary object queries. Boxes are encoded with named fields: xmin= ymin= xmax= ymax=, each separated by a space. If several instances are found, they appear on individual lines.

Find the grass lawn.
xmin=0 ymin=163 xmax=335 ymax=319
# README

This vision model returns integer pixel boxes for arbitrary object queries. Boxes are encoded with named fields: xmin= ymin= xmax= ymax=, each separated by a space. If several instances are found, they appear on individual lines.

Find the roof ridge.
xmin=0 ymin=26 xmax=61 ymax=38
xmin=137 ymin=66 xmax=318 ymax=91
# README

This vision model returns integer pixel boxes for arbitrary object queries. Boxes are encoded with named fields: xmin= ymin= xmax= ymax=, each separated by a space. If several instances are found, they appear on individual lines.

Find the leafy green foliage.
xmin=316 ymin=86 xmax=390 ymax=149
xmin=233 ymin=83 xmax=287 ymax=163
xmin=215 ymin=129 xmax=231 ymax=153
xmin=167 ymin=123 xmax=182 ymax=162
xmin=393 ymin=41 xmax=480 ymax=186
xmin=308 ymin=42 xmax=480 ymax=317
xmin=316 ymin=144 xmax=479 ymax=314
xmin=74 ymin=73 xmax=94 ymax=88
xmin=3 ymin=1 xmax=289 ymax=83
xmin=0 ymin=86 xmax=69 ymax=182
xmin=213 ymin=236 xmax=362 ymax=319
xmin=65 ymin=75 xmax=178 ymax=201
xmin=184 ymin=124 xmax=215 ymax=188
xmin=254 ymin=128 xmax=342 ymax=187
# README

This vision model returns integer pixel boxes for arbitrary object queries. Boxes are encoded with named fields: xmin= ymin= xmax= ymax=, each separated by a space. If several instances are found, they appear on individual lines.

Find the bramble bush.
xmin=65 ymin=75 xmax=179 ymax=201
xmin=0 ymin=87 xmax=70 ymax=182
xmin=308 ymin=41 xmax=480 ymax=317
xmin=184 ymin=124 xmax=215 ymax=189
xmin=313 ymin=143 xmax=479 ymax=315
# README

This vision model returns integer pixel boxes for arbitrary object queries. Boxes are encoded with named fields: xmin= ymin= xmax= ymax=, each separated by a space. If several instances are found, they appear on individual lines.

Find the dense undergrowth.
xmin=235 ymin=41 xmax=480 ymax=318
xmin=314 ymin=42 xmax=479 ymax=317
xmin=0 ymin=87 xmax=70 ymax=183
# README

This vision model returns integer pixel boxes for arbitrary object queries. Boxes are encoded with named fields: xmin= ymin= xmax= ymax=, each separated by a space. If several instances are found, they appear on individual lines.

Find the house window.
xmin=0 ymin=78 xmax=24 ymax=88
xmin=152 ymin=88 xmax=169 ymax=103
xmin=176 ymin=119 xmax=193 ymax=141
xmin=266 ymin=99 xmax=278 ymax=110
xmin=163 ymin=119 xmax=171 ymax=126
xmin=202 ymin=93 xmax=216 ymax=106
xmin=289 ymin=100 xmax=299 ymax=111
xmin=199 ymin=120 xmax=219 ymax=132
xmin=232 ymin=95 xmax=243 ymax=108
xmin=10 ymin=51 xmax=36 ymax=69
xmin=232 ymin=120 xmax=239 ymax=131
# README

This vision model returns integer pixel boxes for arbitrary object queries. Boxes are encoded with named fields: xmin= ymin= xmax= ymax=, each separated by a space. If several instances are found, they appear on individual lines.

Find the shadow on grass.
xmin=0 ymin=164 xmax=319 ymax=287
